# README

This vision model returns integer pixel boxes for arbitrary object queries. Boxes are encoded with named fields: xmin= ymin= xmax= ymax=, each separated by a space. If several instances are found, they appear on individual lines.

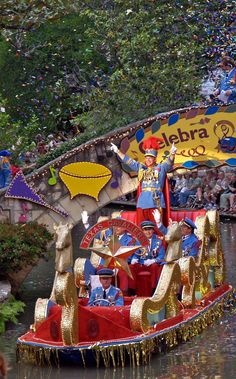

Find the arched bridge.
xmin=0 ymin=120 xmax=140 ymax=233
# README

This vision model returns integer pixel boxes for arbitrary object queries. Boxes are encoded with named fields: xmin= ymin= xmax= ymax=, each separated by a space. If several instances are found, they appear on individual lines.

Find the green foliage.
xmin=0 ymin=222 xmax=53 ymax=274
xmin=0 ymin=1 xmax=80 ymax=31
xmin=0 ymin=0 xmax=234 ymax=153
xmin=0 ymin=12 xmax=106 ymax=130
xmin=0 ymin=295 xmax=25 ymax=334
xmin=0 ymin=92 xmax=40 ymax=155
xmin=0 ymin=95 xmax=20 ymax=150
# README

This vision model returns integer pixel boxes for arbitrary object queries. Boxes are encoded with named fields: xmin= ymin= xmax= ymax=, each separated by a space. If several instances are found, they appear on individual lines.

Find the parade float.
xmin=17 ymin=193 xmax=234 ymax=367
xmin=15 ymin=104 xmax=236 ymax=367
xmin=16 ymin=209 xmax=234 ymax=368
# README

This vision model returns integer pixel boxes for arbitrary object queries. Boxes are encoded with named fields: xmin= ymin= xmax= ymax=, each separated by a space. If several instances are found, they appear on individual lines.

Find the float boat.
xmin=16 ymin=208 xmax=234 ymax=367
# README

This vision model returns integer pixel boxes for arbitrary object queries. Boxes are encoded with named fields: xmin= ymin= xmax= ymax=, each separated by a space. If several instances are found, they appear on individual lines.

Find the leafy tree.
xmin=0 ymin=222 xmax=53 ymax=274
xmin=0 ymin=95 xmax=21 ymax=152
xmin=0 ymin=93 xmax=41 ymax=155
xmin=0 ymin=12 xmax=107 ymax=130
xmin=0 ymin=0 xmax=235 ymax=147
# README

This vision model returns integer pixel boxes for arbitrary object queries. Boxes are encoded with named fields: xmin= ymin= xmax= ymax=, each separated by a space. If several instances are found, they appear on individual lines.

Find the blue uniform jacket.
xmin=0 ymin=157 xmax=12 ymax=189
xmin=119 ymin=233 xmax=137 ymax=263
xmin=88 ymin=285 xmax=124 ymax=306
xmin=121 ymin=155 xmax=173 ymax=209
xmin=96 ymin=228 xmax=112 ymax=242
xmin=182 ymin=233 xmax=200 ymax=258
xmin=134 ymin=233 xmax=165 ymax=264
xmin=153 ymin=224 xmax=200 ymax=260
xmin=95 ymin=228 xmax=112 ymax=266
xmin=219 ymin=67 xmax=236 ymax=102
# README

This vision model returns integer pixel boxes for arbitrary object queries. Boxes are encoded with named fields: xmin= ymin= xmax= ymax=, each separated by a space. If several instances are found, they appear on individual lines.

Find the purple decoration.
xmin=5 ymin=171 xmax=68 ymax=218
xmin=120 ymin=137 xmax=130 ymax=154
xmin=185 ymin=108 xmax=199 ymax=120
xmin=110 ymin=170 xmax=122 ymax=189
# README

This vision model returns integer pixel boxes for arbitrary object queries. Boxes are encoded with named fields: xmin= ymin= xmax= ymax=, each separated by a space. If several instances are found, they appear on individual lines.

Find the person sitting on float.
xmin=128 ymin=220 xmax=166 ymax=294
xmin=111 ymin=137 xmax=177 ymax=225
xmin=81 ymin=210 xmax=136 ymax=295
xmin=112 ymin=212 xmax=137 ymax=260
xmin=88 ymin=268 xmax=124 ymax=306
xmin=112 ymin=214 xmax=138 ymax=295
xmin=81 ymin=211 xmax=112 ymax=286
xmin=180 ymin=218 xmax=200 ymax=258
xmin=153 ymin=210 xmax=200 ymax=259
xmin=81 ymin=210 xmax=112 ymax=246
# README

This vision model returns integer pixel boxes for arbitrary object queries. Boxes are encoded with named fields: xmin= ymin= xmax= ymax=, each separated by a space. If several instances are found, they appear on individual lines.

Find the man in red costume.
xmin=111 ymin=137 xmax=177 ymax=225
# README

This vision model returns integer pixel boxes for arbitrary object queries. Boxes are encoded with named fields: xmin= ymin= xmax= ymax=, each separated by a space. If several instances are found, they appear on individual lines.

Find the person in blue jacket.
xmin=0 ymin=150 xmax=12 ymax=189
xmin=180 ymin=218 xmax=200 ymax=258
xmin=105 ymin=218 xmax=136 ymax=295
xmin=88 ymin=268 xmax=124 ymax=306
xmin=81 ymin=211 xmax=136 ymax=295
xmin=111 ymin=137 xmax=177 ymax=225
xmin=81 ymin=211 xmax=112 ymax=283
xmin=154 ymin=211 xmax=200 ymax=259
xmin=129 ymin=220 xmax=166 ymax=293
xmin=213 ymin=56 xmax=236 ymax=103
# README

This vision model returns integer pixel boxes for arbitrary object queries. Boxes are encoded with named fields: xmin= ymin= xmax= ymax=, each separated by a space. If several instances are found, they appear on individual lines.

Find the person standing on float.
xmin=111 ymin=137 xmax=177 ymax=225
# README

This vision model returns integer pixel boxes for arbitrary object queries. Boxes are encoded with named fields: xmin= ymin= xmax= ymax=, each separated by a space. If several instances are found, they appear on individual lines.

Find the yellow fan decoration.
xmin=59 ymin=162 xmax=112 ymax=200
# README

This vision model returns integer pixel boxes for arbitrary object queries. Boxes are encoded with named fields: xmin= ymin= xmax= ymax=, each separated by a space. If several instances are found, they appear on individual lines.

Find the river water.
xmin=0 ymin=219 xmax=235 ymax=379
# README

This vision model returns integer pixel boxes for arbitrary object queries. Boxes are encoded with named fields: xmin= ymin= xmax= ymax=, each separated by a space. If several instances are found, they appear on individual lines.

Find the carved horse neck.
xmin=165 ymin=223 xmax=182 ymax=261
xmin=55 ymin=226 xmax=72 ymax=250
xmin=54 ymin=223 xmax=74 ymax=272
xmin=50 ymin=223 xmax=74 ymax=302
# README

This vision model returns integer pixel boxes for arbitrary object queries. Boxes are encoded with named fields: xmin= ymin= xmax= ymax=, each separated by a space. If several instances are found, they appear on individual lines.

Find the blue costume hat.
xmin=182 ymin=217 xmax=197 ymax=230
xmin=140 ymin=220 xmax=156 ymax=229
xmin=0 ymin=150 xmax=12 ymax=157
xmin=97 ymin=268 xmax=114 ymax=277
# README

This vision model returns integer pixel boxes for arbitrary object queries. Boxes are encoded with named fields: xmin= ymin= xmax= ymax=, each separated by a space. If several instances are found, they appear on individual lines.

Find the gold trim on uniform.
xmin=142 ymin=187 xmax=162 ymax=192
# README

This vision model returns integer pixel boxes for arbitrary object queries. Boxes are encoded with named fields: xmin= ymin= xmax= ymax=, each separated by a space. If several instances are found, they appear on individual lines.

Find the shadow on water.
xmin=0 ymin=220 xmax=236 ymax=378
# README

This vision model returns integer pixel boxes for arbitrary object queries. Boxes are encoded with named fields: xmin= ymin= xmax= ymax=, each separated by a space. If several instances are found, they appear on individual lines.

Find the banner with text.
xmin=120 ymin=105 xmax=236 ymax=171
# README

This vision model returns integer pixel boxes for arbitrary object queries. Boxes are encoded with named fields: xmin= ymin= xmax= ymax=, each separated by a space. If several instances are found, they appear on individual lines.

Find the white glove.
xmin=131 ymin=258 xmax=139 ymax=264
xmin=144 ymin=259 xmax=156 ymax=266
xmin=110 ymin=142 xmax=119 ymax=153
xmin=152 ymin=209 xmax=161 ymax=224
xmin=81 ymin=211 xmax=89 ymax=229
xmin=170 ymin=142 xmax=177 ymax=155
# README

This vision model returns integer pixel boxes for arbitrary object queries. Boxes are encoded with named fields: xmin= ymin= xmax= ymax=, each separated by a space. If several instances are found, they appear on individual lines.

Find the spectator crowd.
xmin=169 ymin=168 xmax=236 ymax=215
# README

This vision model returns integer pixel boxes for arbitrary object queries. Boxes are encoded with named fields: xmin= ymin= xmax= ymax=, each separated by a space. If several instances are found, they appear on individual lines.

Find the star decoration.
xmin=88 ymin=234 xmax=141 ymax=279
